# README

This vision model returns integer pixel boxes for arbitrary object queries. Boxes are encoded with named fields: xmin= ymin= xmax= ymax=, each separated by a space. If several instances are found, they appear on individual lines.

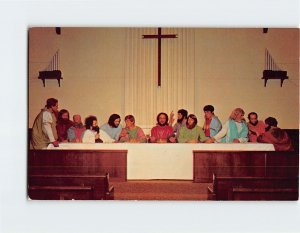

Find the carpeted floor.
xmin=111 ymin=180 xmax=211 ymax=200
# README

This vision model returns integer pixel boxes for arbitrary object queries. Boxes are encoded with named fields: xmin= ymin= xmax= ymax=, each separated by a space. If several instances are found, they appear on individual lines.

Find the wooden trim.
xmin=29 ymin=186 xmax=92 ymax=191
xmin=29 ymin=149 xmax=128 ymax=153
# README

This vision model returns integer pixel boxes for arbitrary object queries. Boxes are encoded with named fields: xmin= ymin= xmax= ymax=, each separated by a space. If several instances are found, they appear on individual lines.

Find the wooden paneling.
xmin=210 ymin=176 xmax=298 ymax=200
xmin=266 ymin=151 xmax=299 ymax=177
xmin=193 ymin=151 xmax=266 ymax=182
xmin=28 ymin=150 xmax=127 ymax=182
xmin=28 ymin=174 xmax=114 ymax=200
xmin=231 ymin=187 xmax=298 ymax=201
xmin=193 ymin=150 xmax=299 ymax=183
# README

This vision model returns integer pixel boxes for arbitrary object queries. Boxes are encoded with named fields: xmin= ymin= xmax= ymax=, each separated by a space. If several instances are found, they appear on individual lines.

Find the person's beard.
xmin=92 ymin=126 xmax=100 ymax=133
xmin=60 ymin=118 xmax=70 ymax=124
xmin=158 ymin=122 xmax=167 ymax=126
xmin=265 ymin=125 xmax=271 ymax=132
xmin=177 ymin=117 xmax=184 ymax=124
xmin=111 ymin=123 xmax=118 ymax=128
xmin=186 ymin=123 xmax=196 ymax=129
xmin=249 ymin=120 xmax=258 ymax=126
xmin=74 ymin=122 xmax=83 ymax=128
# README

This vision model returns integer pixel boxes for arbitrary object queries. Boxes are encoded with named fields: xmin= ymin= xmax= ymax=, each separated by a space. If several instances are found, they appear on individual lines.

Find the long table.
xmin=37 ymin=143 xmax=276 ymax=181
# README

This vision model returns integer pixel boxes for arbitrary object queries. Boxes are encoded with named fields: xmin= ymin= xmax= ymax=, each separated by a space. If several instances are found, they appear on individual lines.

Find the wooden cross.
xmin=143 ymin=28 xmax=177 ymax=86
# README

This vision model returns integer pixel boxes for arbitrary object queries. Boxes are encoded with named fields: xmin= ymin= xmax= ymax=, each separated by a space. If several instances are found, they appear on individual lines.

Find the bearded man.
xmin=247 ymin=112 xmax=265 ymax=142
xmin=56 ymin=109 xmax=74 ymax=142
xmin=100 ymin=114 xmax=122 ymax=142
xmin=150 ymin=112 xmax=174 ymax=143
xmin=169 ymin=109 xmax=188 ymax=142
xmin=257 ymin=117 xmax=293 ymax=151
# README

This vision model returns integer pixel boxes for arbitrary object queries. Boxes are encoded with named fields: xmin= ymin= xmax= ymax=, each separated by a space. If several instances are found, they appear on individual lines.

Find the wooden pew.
xmin=230 ymin=187 xmax=298 ymax=200
xmin=207 ymin=174 xmax=298 ymax=200
xmin=28 ymin=173 xmax=114 ymax=200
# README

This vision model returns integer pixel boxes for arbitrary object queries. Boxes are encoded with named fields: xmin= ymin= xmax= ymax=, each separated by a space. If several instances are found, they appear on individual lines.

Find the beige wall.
xmin=194 ymin=28 xmax=299 ymax=128
xmin=29 ymin=27 xmax=126 ymax=127
xmin=28 ymin=28 xmax=299 ymax=129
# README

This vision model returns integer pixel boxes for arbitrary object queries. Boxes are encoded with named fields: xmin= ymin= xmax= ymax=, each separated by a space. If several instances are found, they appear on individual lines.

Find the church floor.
xmin=111 ymin=180 xmax=211 ymax=200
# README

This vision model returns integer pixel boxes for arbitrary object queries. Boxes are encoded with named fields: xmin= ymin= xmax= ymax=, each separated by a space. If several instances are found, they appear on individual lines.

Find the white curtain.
xmin=124 ymin=28 xmax=195 ymax=128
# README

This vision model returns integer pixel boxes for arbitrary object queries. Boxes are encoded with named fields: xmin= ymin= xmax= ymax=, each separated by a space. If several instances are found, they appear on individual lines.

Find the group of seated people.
xmin=30 ymin=98 xmax=293 ymax=151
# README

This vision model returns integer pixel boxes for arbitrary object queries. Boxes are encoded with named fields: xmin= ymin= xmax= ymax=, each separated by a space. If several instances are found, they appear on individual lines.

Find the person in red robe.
xmin=257 ymin=117 xmax=293 ymax=151
xmin=150 ymin=112 xmax=174 ymax=143
xmin=247 ymin=112 xmax=265 ymax=142
xmin=56 ymin=109 xmax=73 ymax=142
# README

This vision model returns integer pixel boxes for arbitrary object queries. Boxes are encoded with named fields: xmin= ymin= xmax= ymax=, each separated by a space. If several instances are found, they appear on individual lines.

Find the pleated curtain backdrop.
xmin=124 ymin=28 xmax=195 ymax=128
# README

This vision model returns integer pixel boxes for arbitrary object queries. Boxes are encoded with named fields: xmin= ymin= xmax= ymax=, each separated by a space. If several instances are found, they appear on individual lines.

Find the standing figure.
xmin=30 ymin=98 xmax=59 ymax=149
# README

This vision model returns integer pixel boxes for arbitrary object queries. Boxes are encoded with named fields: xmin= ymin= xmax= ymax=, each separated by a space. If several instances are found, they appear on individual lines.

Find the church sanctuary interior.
xmin=28 ymin=27 xmax=299 ymax=201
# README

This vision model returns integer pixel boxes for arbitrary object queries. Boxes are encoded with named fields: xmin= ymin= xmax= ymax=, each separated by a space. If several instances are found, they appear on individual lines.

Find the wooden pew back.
xmin=28 ymin=174 xmax=114 ymax=200
xmin=231 ymin=187 xmax=298 ymax=200
xmin=210 ymin=174 xmax=298 ymax=200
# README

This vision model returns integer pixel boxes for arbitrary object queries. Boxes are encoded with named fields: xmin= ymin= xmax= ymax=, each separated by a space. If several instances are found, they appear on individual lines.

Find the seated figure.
xmin=178 ymin=114 xmax=207 ymax=143
xmin=82 ymin=115 xmax=101 ymax=143
xmin=247 ymin=112 xmax=265 ymax=142
xmin=206 ymin=108 xmax=248 ymax=143
xmin=168 ymin=109 xmax=188 ymax=143
xmin=202 ymin=105 xmax=222 ymax=138
xmin=100 ymin=114 xmax=122 ymax=142
xmin=257 ymin=117 xmax=293 ymax=151
xmin=118 ymin=115 xmax=147 ymax=143
xmin=150 ymin=112 xmax=174 ymax=143
xmin=67 ymin=114 xmax=85 ymax=143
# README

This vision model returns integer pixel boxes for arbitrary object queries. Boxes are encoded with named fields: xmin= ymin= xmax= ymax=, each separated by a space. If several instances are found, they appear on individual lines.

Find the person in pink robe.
xmin=247 ymin=112 xmax=265 ymax=142
xmin=150 ymin=112 xmax=174 ymax=143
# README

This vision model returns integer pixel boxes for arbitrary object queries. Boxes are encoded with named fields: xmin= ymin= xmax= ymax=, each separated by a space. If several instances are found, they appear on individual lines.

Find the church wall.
xmin=29 ymin=28 xmax=299 ymax=129
xmin=28 ymin=27 xmax=126 ymax=127
xmin=194 ymin=28 xmax=299 ymax=129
